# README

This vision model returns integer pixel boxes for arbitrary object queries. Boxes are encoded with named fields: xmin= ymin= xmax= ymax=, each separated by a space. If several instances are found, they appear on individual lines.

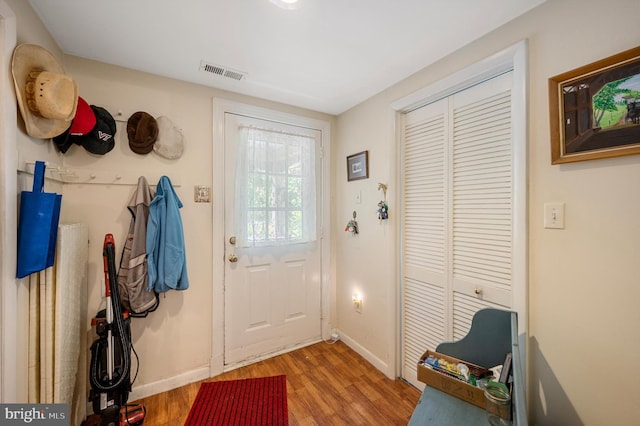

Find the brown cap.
xmin=127 ymin=111 xmax=158 ymax=154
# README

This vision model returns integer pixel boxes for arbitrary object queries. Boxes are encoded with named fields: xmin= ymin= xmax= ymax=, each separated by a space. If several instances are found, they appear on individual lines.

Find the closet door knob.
xmin=474 ymin=288 xmax=482 ymax=295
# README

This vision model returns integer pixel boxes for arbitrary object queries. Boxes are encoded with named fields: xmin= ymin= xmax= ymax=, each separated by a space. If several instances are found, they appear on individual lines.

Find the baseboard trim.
xmin=130 ymin=334 xmax=394 ymax=400
xmin=129 ymin=365 xmax=211 ymax=401
xmin=335 ymin=330 xmax=393 ymax=379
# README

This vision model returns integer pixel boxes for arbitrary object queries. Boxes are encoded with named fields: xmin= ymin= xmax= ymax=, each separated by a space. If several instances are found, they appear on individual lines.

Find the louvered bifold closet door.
xmin=450 ymin=72 xmax=513 ymax=340
xmin=401 ymin=99 xmax=448 ymax=385
xmin=401 ymin=72 xmax=515 ymax=388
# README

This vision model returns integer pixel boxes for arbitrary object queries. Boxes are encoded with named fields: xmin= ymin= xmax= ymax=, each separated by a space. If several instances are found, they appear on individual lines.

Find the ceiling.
xmin=28 ymin=0 xmax=545 ymax=115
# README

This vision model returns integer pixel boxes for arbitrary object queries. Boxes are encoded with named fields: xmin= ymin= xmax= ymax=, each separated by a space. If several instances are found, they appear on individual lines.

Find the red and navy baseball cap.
xmin=52 ymin=96 xmax=96 ymax=153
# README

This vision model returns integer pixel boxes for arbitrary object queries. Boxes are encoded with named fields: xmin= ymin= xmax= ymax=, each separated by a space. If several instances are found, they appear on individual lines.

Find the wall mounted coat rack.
xmin=19 ymin=161 xmax=181 ymax=187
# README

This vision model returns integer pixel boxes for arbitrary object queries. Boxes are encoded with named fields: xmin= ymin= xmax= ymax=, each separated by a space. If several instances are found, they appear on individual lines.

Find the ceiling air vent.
xmin=199 ymin=61 xmax=247 ymax=81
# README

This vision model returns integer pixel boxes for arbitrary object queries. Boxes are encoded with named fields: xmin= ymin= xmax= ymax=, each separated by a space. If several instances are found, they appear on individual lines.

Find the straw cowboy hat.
xmin=11 ymin=44 xmax=78 ymax=139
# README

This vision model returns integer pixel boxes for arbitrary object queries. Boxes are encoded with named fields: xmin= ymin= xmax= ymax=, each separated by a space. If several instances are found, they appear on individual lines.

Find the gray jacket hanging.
xmin=117 ymin=176 xmax=159 ymax=316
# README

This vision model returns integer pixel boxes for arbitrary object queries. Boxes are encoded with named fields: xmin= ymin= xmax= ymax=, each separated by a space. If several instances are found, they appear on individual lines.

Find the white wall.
xmin=5 ymin=0 xmax=640 ymax=424
xmin=59 ymin=57 xmax=220 ymax=393
xmin=5 ymin=0 xmax=335 ymax=401
xmin=334 ymin=0 xmax=640 ymax=425
xmin=0 ymin=0 xmax=17 ymax=403
xmin=61 ymin=57 xmax=335 ymax=399
xmin=4 ymin=0 xmax=69 ymax=402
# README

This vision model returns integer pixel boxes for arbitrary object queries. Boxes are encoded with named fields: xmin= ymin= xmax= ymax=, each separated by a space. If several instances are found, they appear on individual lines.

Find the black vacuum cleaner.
xmin=88 ymin=234 xmax=146 ymax=426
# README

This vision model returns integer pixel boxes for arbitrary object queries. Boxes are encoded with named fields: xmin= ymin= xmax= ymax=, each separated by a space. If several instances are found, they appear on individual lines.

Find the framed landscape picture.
xmin=549 ymin=46 xmax=640 ymax=164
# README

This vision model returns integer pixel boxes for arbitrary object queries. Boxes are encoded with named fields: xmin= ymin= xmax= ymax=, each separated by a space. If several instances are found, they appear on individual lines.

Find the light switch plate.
xmin=544 ymin=202 xmax=565 ymax=229
xmin=194 ymin=185 xmax=211 ymax=203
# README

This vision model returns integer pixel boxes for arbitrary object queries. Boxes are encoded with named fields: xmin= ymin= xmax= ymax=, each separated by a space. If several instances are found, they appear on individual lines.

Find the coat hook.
xmin=378 ymin=183 xmax=387 ymax=200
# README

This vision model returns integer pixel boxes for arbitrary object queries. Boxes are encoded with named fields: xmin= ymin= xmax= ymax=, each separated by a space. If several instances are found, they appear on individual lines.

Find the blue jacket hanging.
xmin=146 ymin=175 xmax=189 ymax=292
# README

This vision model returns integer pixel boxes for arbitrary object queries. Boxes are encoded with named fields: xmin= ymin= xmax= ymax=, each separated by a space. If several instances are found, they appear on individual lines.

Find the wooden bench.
xmin=408 ymin=308 xmax=527 ymax=425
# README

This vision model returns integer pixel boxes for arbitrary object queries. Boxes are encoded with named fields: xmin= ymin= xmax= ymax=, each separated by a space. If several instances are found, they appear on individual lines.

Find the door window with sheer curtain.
xmin=235 ymin=125 xmax=317 ymax=247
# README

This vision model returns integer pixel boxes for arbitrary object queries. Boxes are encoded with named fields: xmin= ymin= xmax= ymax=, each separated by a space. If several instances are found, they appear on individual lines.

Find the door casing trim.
xmin=391 ymin=40 xmax=529 ymax=380
xmin=0 ymin=0 xmax=17 ymax=403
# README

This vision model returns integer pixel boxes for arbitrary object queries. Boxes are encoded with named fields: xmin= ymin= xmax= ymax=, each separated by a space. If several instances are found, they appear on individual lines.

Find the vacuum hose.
xmin=89 ymin=235 xmax=132 ymax=393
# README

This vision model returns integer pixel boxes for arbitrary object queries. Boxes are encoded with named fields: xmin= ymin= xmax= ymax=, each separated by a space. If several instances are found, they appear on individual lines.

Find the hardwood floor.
xmin=131 ymin=340 xmax=420 ymax=425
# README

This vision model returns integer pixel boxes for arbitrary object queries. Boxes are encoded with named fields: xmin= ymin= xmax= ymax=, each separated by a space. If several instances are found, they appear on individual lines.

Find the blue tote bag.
xmin=16 ymin=161 xmax=62 ymax=278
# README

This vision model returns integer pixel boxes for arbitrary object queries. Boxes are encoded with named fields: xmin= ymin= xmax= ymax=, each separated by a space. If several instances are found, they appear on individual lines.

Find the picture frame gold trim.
xmin=549 ymin=46 xmax=640 ymax=164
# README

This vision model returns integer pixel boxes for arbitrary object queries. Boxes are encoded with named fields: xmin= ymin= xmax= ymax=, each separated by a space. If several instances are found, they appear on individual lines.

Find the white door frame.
xmin=0 ymin=0 xmax=18 ymax=403
xmin=391 ymin=40 xmax=529 ymax=375
xmin=210 ymin=99 xmax=332 ymax=376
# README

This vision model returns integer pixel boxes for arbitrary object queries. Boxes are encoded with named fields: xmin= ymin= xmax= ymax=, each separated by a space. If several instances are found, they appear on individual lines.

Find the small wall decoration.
xmin=347 ymin=151 xmax=369 ymax=181
xmin=377 ymin=182 xmax=389 ymax=222
xmin=549 ymin=46 xmax=640 ymax=164
xmin=377 ymin=201 xmax=388 ymax=221
xmin=345 ymin=211 xmax=359 ymax=235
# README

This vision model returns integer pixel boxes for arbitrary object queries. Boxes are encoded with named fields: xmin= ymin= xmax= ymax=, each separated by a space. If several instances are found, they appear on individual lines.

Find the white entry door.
xmin=224 ymin=113 xmax=322 ymax=366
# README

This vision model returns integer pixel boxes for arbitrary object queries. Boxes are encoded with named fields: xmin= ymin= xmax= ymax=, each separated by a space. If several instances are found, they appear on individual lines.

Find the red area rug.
xmin=184 ymin=375 xmax=288 ymax=425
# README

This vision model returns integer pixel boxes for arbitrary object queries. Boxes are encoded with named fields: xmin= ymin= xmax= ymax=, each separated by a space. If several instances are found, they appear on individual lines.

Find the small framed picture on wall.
xmin=347 ymin=151 xmax=369 ymax=181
